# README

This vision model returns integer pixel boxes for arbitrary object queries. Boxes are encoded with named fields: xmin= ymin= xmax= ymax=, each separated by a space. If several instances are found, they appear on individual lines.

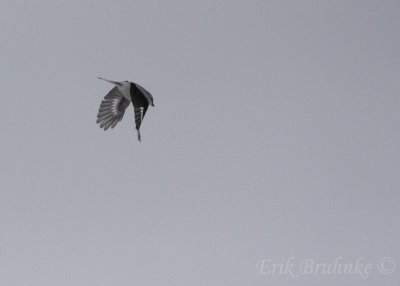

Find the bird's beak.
xmin=98 ymin=77 xmax=121 ymax=86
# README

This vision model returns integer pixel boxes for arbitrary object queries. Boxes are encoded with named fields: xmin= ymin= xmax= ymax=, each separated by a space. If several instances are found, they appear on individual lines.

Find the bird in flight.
xmin=96 ymin=77 xmax=155 ymax=141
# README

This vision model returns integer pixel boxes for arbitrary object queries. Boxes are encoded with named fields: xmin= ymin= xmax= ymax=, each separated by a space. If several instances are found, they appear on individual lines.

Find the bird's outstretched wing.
xmin=133 ymin=104 xmax=149 ymax=141
xmin=130 ymin=83 xmax=151 ymax=141
xmin=97 ymin=87 xmax=130 ymax=130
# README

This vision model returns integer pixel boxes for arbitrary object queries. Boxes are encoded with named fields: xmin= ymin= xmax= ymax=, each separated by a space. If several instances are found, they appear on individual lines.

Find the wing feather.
xmin=96 ymin=87 xmax=130 ymax=130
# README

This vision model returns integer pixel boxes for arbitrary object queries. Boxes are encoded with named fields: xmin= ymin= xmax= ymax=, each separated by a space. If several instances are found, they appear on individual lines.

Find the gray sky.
xmin=1 ymin=1 xmax=399 ymax=285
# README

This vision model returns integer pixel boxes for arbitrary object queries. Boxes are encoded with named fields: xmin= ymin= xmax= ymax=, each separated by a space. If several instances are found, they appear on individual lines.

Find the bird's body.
xmin=96 ymin=77 xmax=154 ymax=141
xmin=115 ymin=81 xmax=131 ymax=100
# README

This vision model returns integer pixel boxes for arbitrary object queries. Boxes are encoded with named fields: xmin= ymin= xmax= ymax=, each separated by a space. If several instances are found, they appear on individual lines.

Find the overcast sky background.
xmin=1 ymin=1 xmax=399 ymax=285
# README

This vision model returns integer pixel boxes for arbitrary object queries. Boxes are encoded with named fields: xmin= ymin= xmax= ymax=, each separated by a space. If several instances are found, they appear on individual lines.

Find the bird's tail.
xmin=98 ymin=77 xmax=120 ymax=85
xmin=137 ymin=129 xmax=141 ymax=142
